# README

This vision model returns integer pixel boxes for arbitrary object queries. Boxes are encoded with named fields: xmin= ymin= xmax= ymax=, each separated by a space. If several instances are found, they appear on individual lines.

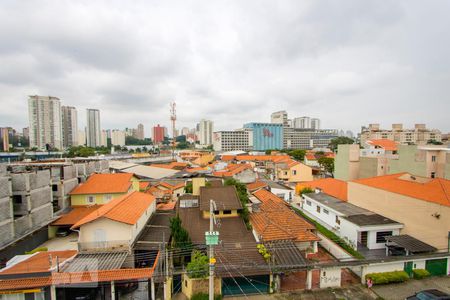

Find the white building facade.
xmin=61 ymin=106 xmax=78 ymax=148
xmin=86 ymin=108 xmax=101 ymax=148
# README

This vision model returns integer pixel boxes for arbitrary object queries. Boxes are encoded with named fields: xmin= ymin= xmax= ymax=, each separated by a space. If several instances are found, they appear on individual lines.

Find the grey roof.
xmin=261 ymin=180 xmax=293 ymax=190
xmin=199 ymin=186 xmax=242 ymax=211
xmin=61 ymin=252 xmax=128 ymax=272
xmin=385 ymin=235 xmax=437 ymax=253
xmin=135 ymin=211 xmax=175 ymax=250
xmin=343 ymin=214 xmax=401 ymax=226
xmin=121 ymin=165 xmax=179 ymax=179
xmin=304 ymin=192 xmax=369 ymax=216
xmin=266 ymin=240 xmax=307 ymax=268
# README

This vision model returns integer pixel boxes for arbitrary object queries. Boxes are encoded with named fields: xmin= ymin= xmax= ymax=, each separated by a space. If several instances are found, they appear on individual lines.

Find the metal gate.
xmin=425 ymin=259 xmax=447 ymax=276
xmin=222 ymin=275 xmax=269 ymax=296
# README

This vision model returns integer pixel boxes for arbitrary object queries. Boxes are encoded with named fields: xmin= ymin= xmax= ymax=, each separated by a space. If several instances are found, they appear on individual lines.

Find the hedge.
xmin=365 ymin=271 xmax=409 ymax=285
xmin=25 ymin=247 xmax=48 ymax=254
xmin=412 ymin=269 xmax=430 ymax=279
xmin=292 ymin=207 xmax=364 ymax=259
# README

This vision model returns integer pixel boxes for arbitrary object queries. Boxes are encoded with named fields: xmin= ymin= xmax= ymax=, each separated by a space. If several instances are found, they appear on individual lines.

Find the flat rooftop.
xmin=304 ymin=192 xmax=369 ymax=216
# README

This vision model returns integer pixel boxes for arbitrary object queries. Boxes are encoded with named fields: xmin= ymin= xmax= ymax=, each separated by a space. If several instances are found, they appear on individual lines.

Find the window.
xmin=292 ymin=170 xmax=297 ymax=175
xmin=431 ymin=155 xmax=436 ymax=162
xmin=214 ymin=210 xmax=220 ymax=215
xmin=284 ymin=171 xmax=288 ymax=176
xmin=13 ymin=195 xmax=22 ymax=204
xmin=223 ymin=210 xmax=232 ymax=215
xmin=306 ymin=200 xmax=311 ymax=206
xmin=376 ymin=231 xmax=393 ymax=243
xmin=87 ymin=196 xmax=95 ymax=204
xmin=323 ymin=209 xmax=329 ymax=215
xmin=431 ymin=172 xmax=435 ymax=178
xmin=52 ymin=184 xmax=58 ymax=192
xmin=316 ymin=205 xmax=321 ymax=213
xmin=104 ymin=194 xmax=113 ymax=202
xmin=335 ymin=216 xmax=340 ymax=225
xmin=180 ymin=199 xmax=199 ymax=208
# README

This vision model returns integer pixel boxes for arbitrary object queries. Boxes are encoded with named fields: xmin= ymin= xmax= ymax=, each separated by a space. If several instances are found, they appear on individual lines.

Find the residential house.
xmin=274 ymin=157 xmax=313 ymax=182
xmin=251 ymin=189 xmax=320 ymax=253
xmin=146 ymin=181 xmax=185 ymax=202
xmin=302 ymin=190 xmax=403 ymax=251
xmin=69 ymin=173 xmax=139 ymax=206
xmin=247 ymin=180 xmax=294 ymax=202
xmin=177 ymin=184 xmax=270 ymax=296
xmin=72 ymin=191 xmax=156 ymax=252
xmin=212 ymin=163 xmax=256 ymax=183
xmin=297 ymin=178 xmax=348 ymax=201
xmin=348 ymin=173 xmax=450 ymax=250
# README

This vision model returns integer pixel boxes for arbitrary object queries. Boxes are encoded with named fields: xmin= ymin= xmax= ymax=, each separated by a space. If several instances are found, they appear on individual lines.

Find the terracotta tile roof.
xmin=212 ymin=163 xmax=252 ymax=177
xmin=305 ymin=154 xmax=317 ymax=160
xmin=0 ymin=277 xmax=52 ymax=291
xmin=0 ymin=250 xmax=77 ymax=275
xmin=52 ymin=206 xmax=101 ymax=226
xmin=139 ymin=182 xmax=150 ymax=191
xmin=72 ymin=191 xmax=155 ymax=228
xmin=146 ymin=186 xmax=172 ymax=197
xmin=246 ymin=181 xmax=268 ymax=192
xmin=353 ymin=173 xmax=450 ymax=207
xmin=251 ymin=189 xmax=319 ymax=243
xmin=297 ymin=178 xmax=348 ymax=201
xmin=70 ymin=173 xmax=134 ymax=195
xmin=52 ymin=267 xmax=155 ymax=285
xmin=157 ymin=201 xmax=177 ymax=211
xmin=186 ymin=167 xmax=209 ymax=173
xmin=367 ymin=139 xmax=398 ymax=151
xmin=151 ymin=162 xmax=188 ymax=170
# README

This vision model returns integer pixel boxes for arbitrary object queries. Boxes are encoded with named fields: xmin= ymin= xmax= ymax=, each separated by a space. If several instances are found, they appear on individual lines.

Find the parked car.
xmin=406 ymin=289 xmax=450 ymax=300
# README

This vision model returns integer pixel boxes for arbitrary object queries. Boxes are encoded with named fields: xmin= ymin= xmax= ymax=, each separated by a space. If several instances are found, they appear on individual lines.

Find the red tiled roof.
xmin=251 ymin=189 xmax=319 ymax=242
xmin=0 ymin=251 xmax=77 ymax=275
xmin=305 ymin=154 xmax=317 ymax=160
xmin=212 ymin=164 xmax=252 ymax=177
xmin=353 ymin=173 xmax=450 ymax=207
xmin=366 ymin=139 xmax=398 ymax=151
xmin=0 ymin=277 xmax=52 ymax=291
xmin=246 ymin=181 xmax=268 ymax=192
xmin=139 ymin=182 xmax=150 ymax=190
xmin=151 ymin=162 xmax=188 ymax=170
xmin=298 ymin=178 xmax=348 ymax=201
xmin=157 ymin=201 xmax=177 ymax=211
xmin=72 ymin=191 xmax=155 ymax=228
xmin=52 ymin=206 xmax=101 ymax=226
xmin=70 ymin=173 xmax=134 ymax=195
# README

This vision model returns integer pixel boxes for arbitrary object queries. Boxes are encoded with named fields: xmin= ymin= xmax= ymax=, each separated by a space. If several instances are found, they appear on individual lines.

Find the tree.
xmin=66 ymin=146 xmax=95 ymax=158
xmin=318 ymin=157 xmax=334 ymax=174
xmin=299 ymin=187 xmax=314 ymax=195
xmin=288 ymin=149 xmax=306 ymax=161
xmin=170 ymin=215 xmax=192 ymax=254
xmin=186 ymin=250 xmax=208 ymax=279
xmin=427 ymin=139 xmax=443 ymax=145
xmin=224 ymin=178 xmax=251 ymax=229
xmin=185 ymin=181 xmax=193 ymax=193
xmin=329 ymin=137 xmax=354 ymax=151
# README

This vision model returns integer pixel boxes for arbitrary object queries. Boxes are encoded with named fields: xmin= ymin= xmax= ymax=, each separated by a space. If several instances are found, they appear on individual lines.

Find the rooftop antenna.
xmin=170 ymin=102 xmax=176 ymax=161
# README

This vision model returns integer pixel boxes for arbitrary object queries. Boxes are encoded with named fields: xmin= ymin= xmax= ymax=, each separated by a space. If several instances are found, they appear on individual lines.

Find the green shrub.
xmin=365 ymin=271 xmax=409 ymax=285
xmin=25 ymin=247 xmax=48 ymax=254
xmin=412 ymin=269 xmax=430 ymax=279
xmin=186 ymin=250 xmax=209 ymax=279
xmin=191 ymin=293 xmax=222 ymax=300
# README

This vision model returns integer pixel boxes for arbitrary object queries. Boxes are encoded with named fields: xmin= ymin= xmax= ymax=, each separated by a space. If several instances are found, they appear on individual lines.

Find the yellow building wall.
xmin=79 ymin=218 xmax=132 ymax=244
xmin=278 ymin=163 xmax=313 ymax=182
xmin=202 ymin=210 xmax=239 ymax=219
xmin=71 ymin=192 xmax=126 ymax=206
xmin=193 ymin=178 xmax=206 ymax=196
xmin=348 ymin=182 xmax=450 ymax=250
xmin=130 ymin=176 xmax=140 ymax=191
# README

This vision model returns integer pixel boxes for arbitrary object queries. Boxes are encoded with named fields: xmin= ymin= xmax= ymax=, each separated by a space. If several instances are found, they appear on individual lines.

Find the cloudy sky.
xmin=1 ymin=0 xmax=449 ymax=136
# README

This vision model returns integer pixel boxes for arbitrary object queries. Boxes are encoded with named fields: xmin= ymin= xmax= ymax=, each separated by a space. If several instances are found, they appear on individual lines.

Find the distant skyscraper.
xmin=78 ymin=130 xmax=86 ymax=146
xmin=0 ymin=128 xmax=9 ymax=151
xmin=100 ymin=130 xmax=108 ymax=147
xmin=311 ymin=118 xmax=320 ymax=130
xmin=152 ymin=124 xmax=165 ymax=144
xmin=86 ymin=109 xmax=101 ymax=147
xmin=136 ymin=123 xmax=145 ymax=140
xmin=271 ymin=111 xmax=289 ymax=126
xmin=111 ymin=130 xmax=126 ymax=146
xmin=61 ymin=106 xmax=78 ymax=148
xmin=28 ymin=95 xmax=63 ymax=150
xmin=181 ymin=127 xmax=190 ymax=136
xmin=22 ymin=127 xmax=29 ymax=140
xmin=294 ymin=116 xmax=310 ymax=129
xmin=199 ymin=119 xmax=213 ymax=145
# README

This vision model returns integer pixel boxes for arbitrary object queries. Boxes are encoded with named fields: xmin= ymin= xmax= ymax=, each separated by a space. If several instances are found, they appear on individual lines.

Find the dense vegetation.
xmin=328 ymin=136 xmax=355 ymax=151
xmin=186 ymin=250 xmax=209 ymax=279
xmin=365 ymin=271 xmax=409 ymax=285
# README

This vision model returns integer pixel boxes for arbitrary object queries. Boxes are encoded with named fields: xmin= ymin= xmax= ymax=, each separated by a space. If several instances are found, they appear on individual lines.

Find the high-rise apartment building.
xmin=311 ymin=118 xmax=321 ymax=130
xmin=271 ymin=111 xmax=289 ymax=126
xmin=0 ymin=128 xmax=9 ymax=151
xmin=213 ymin=130 xmax=253 ymax=152
xmin=199 ymin=119 xmax=213 ymax=145
xmin=293 ymin=116 xmax=310 ymax=129
xmin=28 ymin=95 xmax=63 ymax=150
xmin=136 ymin=124 xmax=145 ymax=140
xmin=100 ymin=130 xmax=108 ymax=147
xmin=181 ymin=127 xmax=190 ymax=136
xmin=153 ymin=124 xmax=165 ymax=144
xmin=111 ymin=130 xmax=126 ymax=146
xmin=86 ymin=109 xmax=101 ymax=147
xmin=22 ymin=127 xmax=29 ymax=140
xmin=360 ymin=124 xmax=442 ymax=145
xmin=61 ymin=106 xmax=78 ymax=148
xmin=78 ymin=130 xmax=86 ymax=146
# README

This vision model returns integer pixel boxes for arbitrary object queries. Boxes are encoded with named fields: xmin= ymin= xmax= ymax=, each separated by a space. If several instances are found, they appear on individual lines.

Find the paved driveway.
xmin=372 ymin=277 xmax=450 ymax=300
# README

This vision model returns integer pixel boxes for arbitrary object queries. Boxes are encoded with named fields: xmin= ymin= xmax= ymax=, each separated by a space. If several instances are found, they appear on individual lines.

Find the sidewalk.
xmin=372 ymin=277 xmax=450 ymax=300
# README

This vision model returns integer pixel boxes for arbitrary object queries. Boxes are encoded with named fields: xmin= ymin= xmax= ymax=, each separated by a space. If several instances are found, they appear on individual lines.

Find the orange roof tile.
xmin=52 ymin=206 xmax=101 ymax=226
xmin=246 ymin=181 xmax=268 ymax=192
xmin=251 ymin=189 xmax=319 ymax=242
xmin=139 ymin=182 xmax=150 ymax=190
xmin=0 ymin=251 xmax=77 ymax=275
xmin=0 ymin=277 xmax=51 ymax=291
xmin=186 ymin=167 xmax=209 ymax=173
xmin=212 ymin=164 xmax=252 ymax=177
xmin=157 ymin=201 xmax=177 ymax=211
xmin=305 ymin=154 xmax=317 ymax=160
xmin=353 ymin=173 xmax=450 ymax=207
xmin=298 ymin=178 xmax=348 ymax=201
xmin=70 ymin=173 xmax=134 ymax=195
xmin=366 ymin=139 xmax=398 ymax=151
xmin=72 ymin=191 xmax=155 ymax=228
xmin=52 ymin=268 xmax=155 ymax=285
xmin=151 ymin=162 xmax=188 ymax=170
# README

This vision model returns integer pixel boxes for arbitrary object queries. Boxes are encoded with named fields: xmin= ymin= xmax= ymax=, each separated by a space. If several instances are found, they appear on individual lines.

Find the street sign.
xmin=205 ymin=231 xmax=219 ymax=245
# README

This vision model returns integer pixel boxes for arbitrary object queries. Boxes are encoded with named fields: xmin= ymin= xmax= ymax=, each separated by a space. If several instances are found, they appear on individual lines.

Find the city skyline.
xmin=0 ymin=1 xmax=449 ymax=134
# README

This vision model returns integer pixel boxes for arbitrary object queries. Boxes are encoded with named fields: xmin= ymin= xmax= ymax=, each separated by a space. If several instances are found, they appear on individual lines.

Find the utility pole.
xmin=206 ymin=200 xmax=219 ymax=300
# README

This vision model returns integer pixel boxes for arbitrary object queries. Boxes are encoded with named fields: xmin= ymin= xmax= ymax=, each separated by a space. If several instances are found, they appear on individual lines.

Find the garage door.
xmin=425 ymin=259 xmax=447 ymax=276
xmin=222 ymin=275 xmax=269 ymax=296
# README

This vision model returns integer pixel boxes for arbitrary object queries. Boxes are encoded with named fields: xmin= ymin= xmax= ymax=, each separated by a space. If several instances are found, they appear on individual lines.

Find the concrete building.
xmin=335 ymin=144 xmax=450 ymax=181
xmin=136 ymin=123 xmax=145 ymax=140
xmin=199 ymin=119 xmax=213 ymax=145
xmin=284 ymin=127 xmax=339 ymax=150
xmin=22 ymin=127 xmax=29 ymax=140
xmin=348 ymin=173 xmax=450 ymax=251
xmin=244 ymin=123 xmax=283 ymax=151
xmin=271 ymin=110 xmax=289 ymax=126
xmin=152 ymin=124 xmax=165 ymax=144
xmin=293 ymin=116 xmax=310 ymax=129
xmin=0 ymin=128 xmax=9 ymax=151
xmin=86 ymin=109 xmax=101 ymax=148
xmin=360 ymin=123 xmax=442 ymax=145
xmin=77 ymin=130 xmax=86 ymax=146
xmin=111 ymin=129 xmax=126 ymax=146
xmin=311 ymin=118 xmax=321 ymax=130
xmin=100 ymin=130 xmax=108 ymax=147
xmin=213 ymin=130 xmax=253 ymax=152
xmin=28 ymin=95 xmax=63 ymax=150
xmin=181 ymin=127 xmax=190 ymax=136
xmin=61 ymin=106 xmax=78 ymax=148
